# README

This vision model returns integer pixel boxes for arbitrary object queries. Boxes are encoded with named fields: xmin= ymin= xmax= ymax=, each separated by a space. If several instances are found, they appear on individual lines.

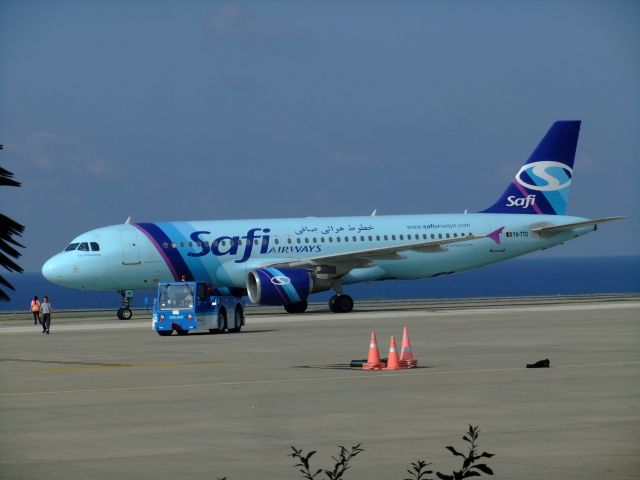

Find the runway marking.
xmin=2 ymin=361 xmax=639 ymax=397
xmin=41 ymin=360 xmax=224 ymax=372
xmin=0 ymin=358 xmax=223 ymax=372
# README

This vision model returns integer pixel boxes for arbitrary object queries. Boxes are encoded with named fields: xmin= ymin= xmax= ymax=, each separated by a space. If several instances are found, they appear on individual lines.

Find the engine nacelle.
xmin=247 ymin=268 xmax=322 ymax=305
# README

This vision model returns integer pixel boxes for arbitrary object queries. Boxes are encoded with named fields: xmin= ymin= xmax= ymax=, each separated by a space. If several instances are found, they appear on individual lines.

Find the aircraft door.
xmin=120 ymin=230 xmax=141 ymax=265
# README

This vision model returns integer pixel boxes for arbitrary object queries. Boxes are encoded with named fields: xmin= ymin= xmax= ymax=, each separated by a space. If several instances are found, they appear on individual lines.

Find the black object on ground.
xmin=526 ymin=359 xmax=551 ymax=368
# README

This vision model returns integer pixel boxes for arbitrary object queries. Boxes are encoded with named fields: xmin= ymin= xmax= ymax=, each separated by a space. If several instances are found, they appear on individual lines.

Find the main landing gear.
xmin=284 ymin=301 xmax=308 ymax=314
xmin=282 ymin=294 xmax=353 ymax=314
xmin=117 ymin=290 xmax=134 ymax=320
xmin=329 ymin=294 xmax=354 ymax=313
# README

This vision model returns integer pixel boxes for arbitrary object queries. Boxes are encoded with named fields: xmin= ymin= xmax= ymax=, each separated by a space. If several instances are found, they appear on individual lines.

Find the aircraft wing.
xmin=262 ymin=230 xmax=498 ymax=274
xmin=530 ymin=216 xmax=626 ymax=238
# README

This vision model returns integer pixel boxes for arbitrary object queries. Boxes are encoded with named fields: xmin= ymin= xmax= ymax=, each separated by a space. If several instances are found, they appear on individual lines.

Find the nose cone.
xmin=42 ymin=253 xmax=71 ymax=287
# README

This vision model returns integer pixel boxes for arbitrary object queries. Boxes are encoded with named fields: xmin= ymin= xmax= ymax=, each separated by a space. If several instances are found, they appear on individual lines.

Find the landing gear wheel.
xmin=284 ymin=301 xmax=308 ymax=314
xmin=117 ymin=290 xmax=134 ymax=320
xmin=329 ymin=294 xmax=354 ymax=313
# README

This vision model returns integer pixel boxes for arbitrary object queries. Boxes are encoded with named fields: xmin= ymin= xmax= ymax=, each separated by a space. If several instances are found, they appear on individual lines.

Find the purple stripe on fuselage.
xmin=133 ymin=223 xmax=193 ymax=281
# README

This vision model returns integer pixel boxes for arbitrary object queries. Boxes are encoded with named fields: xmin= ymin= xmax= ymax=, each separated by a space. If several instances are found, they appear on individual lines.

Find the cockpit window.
xmin=90 ymin=242 xmax=100 ymax=251
xmin=77 ymin=242 xmax=90 ymax=251
xmin=65 ymin=243 xmax=79 ymax=251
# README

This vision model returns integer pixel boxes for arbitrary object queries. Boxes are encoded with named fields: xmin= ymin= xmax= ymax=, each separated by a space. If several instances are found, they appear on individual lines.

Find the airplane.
xmin=42 ymin=121 xmax=624 ymax=319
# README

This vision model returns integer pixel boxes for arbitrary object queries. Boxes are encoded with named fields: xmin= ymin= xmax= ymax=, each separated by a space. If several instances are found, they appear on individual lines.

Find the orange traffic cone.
xmin=383 ymin=335 xmax=401 ymax=370
xmin=363 ymin=331 xmax=384 ymax=370
xmin=400 ymin=326 xmax=418 ymax=368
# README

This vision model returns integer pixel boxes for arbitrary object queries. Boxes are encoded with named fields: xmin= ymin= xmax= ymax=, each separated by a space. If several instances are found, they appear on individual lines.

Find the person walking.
xmin=30 ymin=296 xmax=41 ymax=325
xmin=40 ymin=296 xmax=52 ymax=334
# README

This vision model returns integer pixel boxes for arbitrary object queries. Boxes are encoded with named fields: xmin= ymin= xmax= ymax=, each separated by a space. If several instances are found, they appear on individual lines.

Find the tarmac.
xmin=1 ymin=296 xmax=639 ymax=479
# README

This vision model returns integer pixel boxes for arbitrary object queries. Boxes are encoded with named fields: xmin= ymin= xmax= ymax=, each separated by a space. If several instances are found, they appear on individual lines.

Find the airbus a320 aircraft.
xmin=42 ymin=121 xmax=623 ymax=319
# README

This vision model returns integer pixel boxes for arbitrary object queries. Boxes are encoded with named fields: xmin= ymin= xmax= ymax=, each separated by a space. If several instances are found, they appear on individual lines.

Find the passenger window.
xmin=368 ymin=235 xmax=373 ymax=241
xmin=320 ymin=237 xmax=325 ymax=243
xmin=329 ymin=237 xmax=333 ymax=243
xmin=297 ymin=238 xmax=301 ymax=244
xmin=336 ymin=237 xmax=341 ymax=242
xmin=446 ymin=233 xmax=450 ymax=239
xmin=305 ymin=238 xmax=309 ymax=243
xmin=384 ymin=235 xmax=388 ymax=241
xmin=391 ymin=235 xmax=396 ymax=241
xmin=438 ymin=234 xmax=442 ymax=239
xmin=313 ymin=237 xmax=317 ymax=243
xmin=352 ymin=236 xmax=357 ymax=242
xmin=90 ymin=242 xmax=100 ymax=251
xmin=78 ymin=242 xmax=89 ymax=251
xmin=431 ymin=234 xmax=435 ymax=240
xmin=163 ymin=242 xmax=168 ymax=249
xmin=344 ymin=236 xmax=348 ymax=242
xmin=65 ymin=243 xmax=79 ymax=251
xmin=274 ymin=238 xmax=280 ymax=245
xmin=399 ymin=235 xmax=404 ymax=240
xmin=287 ymin=238 xmax=292 ymax=244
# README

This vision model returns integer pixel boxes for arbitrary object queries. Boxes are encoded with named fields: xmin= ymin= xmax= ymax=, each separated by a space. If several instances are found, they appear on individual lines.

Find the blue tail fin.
xmin=481 ymin=121 xmax=581 ymax=215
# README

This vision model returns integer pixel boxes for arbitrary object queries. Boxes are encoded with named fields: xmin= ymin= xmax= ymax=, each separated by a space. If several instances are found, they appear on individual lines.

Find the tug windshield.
xmin=159 ymin=284 xmax=195 ymax=310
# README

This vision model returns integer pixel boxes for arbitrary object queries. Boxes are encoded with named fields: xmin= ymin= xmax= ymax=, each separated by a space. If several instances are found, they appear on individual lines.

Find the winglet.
xmin=486 ymin=227 xmax=505 ymax=244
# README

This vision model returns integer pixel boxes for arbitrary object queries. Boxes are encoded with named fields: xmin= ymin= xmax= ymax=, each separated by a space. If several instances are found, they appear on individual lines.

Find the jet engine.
xmin=247 ymin=268 xmax=328 ymax=306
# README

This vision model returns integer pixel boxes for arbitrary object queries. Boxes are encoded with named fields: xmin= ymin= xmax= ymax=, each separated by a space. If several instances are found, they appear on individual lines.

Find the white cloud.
xmin=6 ymin=132 xmax=118 ymax=178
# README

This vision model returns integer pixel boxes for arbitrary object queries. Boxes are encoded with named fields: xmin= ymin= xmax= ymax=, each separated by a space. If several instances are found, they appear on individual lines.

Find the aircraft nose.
xmin=42 ymin=254 xmax=68 ymax=286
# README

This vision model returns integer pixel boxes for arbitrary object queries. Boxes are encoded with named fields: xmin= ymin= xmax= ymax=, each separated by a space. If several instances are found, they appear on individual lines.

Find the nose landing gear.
xmin=117 ymin=290 xmax=134 ymax=320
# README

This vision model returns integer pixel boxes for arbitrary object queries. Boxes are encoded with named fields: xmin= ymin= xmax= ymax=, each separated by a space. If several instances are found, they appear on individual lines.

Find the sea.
xmin=2 ymin=255 xmax=639 ymax=312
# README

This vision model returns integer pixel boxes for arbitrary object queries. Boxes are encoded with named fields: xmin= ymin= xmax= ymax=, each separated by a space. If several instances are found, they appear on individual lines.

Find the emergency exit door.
xmin=120 ymin=230 xmax=141 ymax=265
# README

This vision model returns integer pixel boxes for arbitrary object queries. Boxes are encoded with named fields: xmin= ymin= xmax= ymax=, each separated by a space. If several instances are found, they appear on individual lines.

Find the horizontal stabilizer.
xmin=531 ymin=216 xmax=626 ymax=238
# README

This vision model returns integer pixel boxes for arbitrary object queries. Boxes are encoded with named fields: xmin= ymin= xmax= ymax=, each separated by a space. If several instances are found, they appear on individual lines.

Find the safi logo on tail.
xmin=482 ymin=121 xmax=580 ymax=215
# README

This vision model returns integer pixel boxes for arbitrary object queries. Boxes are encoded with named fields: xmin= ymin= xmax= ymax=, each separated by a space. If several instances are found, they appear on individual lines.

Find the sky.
xmin=1 ymin=0 xmax=638 ymax=273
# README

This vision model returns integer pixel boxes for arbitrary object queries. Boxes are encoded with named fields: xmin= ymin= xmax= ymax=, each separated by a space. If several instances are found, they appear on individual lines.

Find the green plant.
xmin=0 ymin=160 xmax=25 ymax=302
xmin=289 ymin=444 xmax=365 ymax=480
xmin=436 ymin=425 xmax=494 ymax=479
xmin=220 ymin=426 xmax=494 ymax=479
xmin=405 ymin=460 xmax=434 ymax=480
